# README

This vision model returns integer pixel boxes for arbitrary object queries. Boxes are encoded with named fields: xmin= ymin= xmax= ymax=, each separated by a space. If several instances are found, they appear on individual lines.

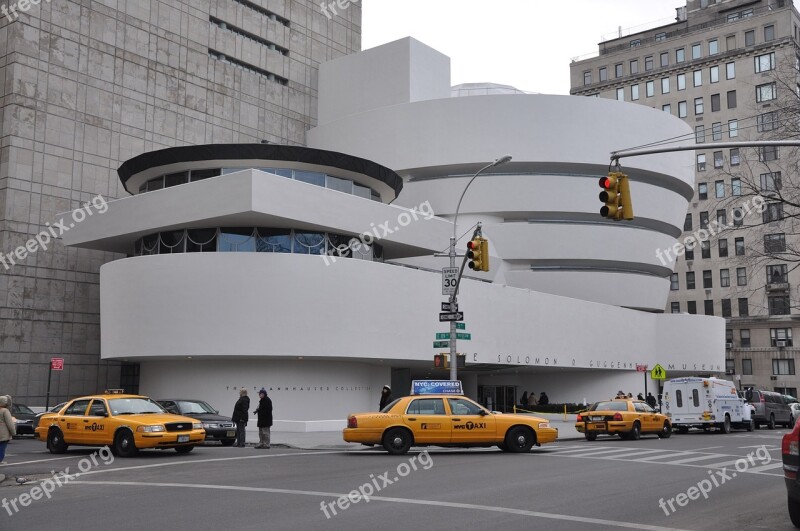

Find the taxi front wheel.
xmin=382 ymin=428 xmax=413 ymax=455
xmin=47 ymin=428 xmax=68 ymax=454
xmin=505 ymin=426 xmax=534 ymax=453
xmin=114 ymin=430 xmax=138 ymax=457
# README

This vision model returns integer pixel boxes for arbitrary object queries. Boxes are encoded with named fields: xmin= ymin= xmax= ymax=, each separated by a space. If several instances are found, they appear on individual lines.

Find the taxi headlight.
xmin=538 ymin=422 xmax=550 ymax=429
xmin=193 ymin=423 xmax=204 ymax=430
xmin=136 ymin=425 xmax=165 ymax=433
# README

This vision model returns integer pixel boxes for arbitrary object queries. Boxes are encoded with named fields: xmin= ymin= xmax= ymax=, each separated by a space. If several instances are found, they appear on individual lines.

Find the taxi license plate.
xmin=226 ymin=431 xmax=235 ymax=437
xmin=177 ymin=435 xmax=190 ymax=443
xmin=589 ymin=422 xmax=605 ymax=429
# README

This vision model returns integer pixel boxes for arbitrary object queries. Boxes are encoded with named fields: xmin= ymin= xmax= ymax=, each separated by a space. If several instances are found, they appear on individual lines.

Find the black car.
xmin=157 ymin=399 xmax=237 ymax=446
xmin=11 ymin=403 xmax=37 ymax=436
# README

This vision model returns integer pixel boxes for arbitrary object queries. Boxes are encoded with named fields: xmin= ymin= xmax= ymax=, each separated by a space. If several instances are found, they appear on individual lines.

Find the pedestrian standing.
xmin=232 ymin=388 xmax=250 ymax=448
xmin=0 ymin=395 xmax=16 ymax=465
xmin=528 ymin=392 xmax=538 ymax=408
xmin=637 ymin=393 xmax=644 ymax=401
xmin=253 ymin=388 xmax=273 ymax=449
xmin=539 ymin=392 xmax=549 ymax=405
xmin=379 ymin=385 xmax=393 ymax=410
xmin=647 ymin=392 xmax=657 ymax=409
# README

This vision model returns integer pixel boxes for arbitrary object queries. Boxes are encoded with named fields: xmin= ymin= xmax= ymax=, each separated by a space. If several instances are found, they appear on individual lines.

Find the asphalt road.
xmin=0 ymin=428 xmax=795 ymax=530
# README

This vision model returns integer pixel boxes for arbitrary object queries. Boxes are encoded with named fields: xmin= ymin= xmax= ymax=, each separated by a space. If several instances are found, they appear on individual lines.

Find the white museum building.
xmin=63 ymin=38 xmax=724 ymax=431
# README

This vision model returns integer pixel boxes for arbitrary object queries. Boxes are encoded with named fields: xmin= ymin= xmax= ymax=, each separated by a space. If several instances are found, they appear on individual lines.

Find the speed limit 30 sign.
xmin=442 ymin=267 xmax=459 ymax=295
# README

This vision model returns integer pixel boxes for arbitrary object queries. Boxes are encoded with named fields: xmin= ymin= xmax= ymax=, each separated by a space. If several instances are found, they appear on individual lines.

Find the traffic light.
xmin=467 ymin=237 xmax=489 ymax=272
xmin=598 ymin=172 xmax=634 ymax=221
xmin=434 ymin=353 xmax=449 ymax=369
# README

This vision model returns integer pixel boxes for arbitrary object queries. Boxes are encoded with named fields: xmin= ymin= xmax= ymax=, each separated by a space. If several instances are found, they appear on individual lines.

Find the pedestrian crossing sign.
xmin=651 ymin=364 xmax=667 ymax=380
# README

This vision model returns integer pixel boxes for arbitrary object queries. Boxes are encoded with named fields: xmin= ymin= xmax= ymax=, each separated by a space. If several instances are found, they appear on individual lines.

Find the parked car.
xmin=745 ymin=389 xmax=793 ymax=429
xmin=791 ymin=403 xmax=800 ymax=425
xmin=32 ymin=402 xmax=68 ymax=431
xmin=662 ymin=377 xmax=753 ymax=433
xmin=11 ymin=403 xmax=37 ymax=436
xmin=782 ymin=420 xmax=800 ymax=526
xmin=156 ymin=399 xmax=237 ymax=446
xmin=576 ymin=399 xmax=672 ymax=441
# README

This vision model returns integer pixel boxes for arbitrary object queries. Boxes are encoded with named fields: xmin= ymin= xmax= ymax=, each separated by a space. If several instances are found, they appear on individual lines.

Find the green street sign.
xmin=455 ymin=323 xmax=466 ymax=330
xmin=437 ymin=332 xmax=471 ymax=340
xmin=432 ymin=341 xmax=449 ymax=348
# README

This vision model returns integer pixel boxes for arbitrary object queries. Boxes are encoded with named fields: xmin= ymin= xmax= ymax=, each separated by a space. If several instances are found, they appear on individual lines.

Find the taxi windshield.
xmin=589 ymin=401 xmax=629 ymax=411
xmin=109 ymin=398 xmax=166 ymax=415
xmin=177 ymin=400 xmax=216 ymax=414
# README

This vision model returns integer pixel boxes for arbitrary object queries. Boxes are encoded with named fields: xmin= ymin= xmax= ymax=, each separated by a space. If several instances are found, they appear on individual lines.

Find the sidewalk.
xmin=262 ymin=413 xmax=582 ymax=450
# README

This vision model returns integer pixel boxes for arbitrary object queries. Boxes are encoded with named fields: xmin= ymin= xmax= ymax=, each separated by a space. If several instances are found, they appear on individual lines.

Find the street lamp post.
xmin=448 ymin=155 xmax=512 ymax=381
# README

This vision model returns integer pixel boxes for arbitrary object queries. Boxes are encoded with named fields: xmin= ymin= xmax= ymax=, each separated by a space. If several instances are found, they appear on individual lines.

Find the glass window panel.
xmin=142 ymin=234 xmax=159 ymax=255
xmin=256 ymin=228 xmax=291 ymax=253
xmin=186 ymin=229 xmax=217 ymax=252
xmin=353 ymin=184 xmax=371 ymax=199
xmin=146 ymin=178 xmax=164 ymax=192
xmin=159 ymin=230 xmax=185 ymax=254
xmin=326 ymin=175 xmax=353 ymax=194
xmin=219 ymin=228 xmax=256 ymax=252
xmin=165 ymin=171 xmax=189 ymax=187
xmin=190 ymin=168 xmax=221 ymax=181
xmin=726 ymin=62 xmax=735 ymax=79
xmin=294 ymin=171 xmax=325 ymax=186
xmin=293 ymin=231 xmax=325 ymax=255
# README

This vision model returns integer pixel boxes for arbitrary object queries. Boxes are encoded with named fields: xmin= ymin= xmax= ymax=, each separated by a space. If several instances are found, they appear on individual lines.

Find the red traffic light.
xmin=599 ymin=177 xmax=611 ymax=189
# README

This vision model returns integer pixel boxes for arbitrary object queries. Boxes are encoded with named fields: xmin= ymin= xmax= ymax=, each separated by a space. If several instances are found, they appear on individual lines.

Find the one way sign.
xmin=439 ymin=312 xmax=464 ymax=322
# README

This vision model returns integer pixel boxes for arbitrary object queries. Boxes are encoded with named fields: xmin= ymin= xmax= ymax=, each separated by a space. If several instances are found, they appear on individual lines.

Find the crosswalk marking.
xmin=667 ymin=453 xmax=729 ymax=465
xmin=542 ymin=445 xmax=783 ymax=476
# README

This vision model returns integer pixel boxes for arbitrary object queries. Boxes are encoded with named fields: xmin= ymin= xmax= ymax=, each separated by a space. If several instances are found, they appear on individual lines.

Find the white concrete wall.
xmin=317 ymin=37 xmax=451 ymax=125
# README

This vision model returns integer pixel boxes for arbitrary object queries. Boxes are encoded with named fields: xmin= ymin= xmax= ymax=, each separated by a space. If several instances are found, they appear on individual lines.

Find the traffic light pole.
xmin=448 ymin=224 xmax=482 ymax=382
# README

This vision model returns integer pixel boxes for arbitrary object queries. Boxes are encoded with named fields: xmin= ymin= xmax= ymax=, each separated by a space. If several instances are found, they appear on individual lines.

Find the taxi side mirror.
xmin=479 ymin=409 xmax=487 ymax=416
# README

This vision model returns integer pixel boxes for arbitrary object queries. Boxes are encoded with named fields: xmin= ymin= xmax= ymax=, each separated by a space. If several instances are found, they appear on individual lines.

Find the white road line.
xmin=634 ymin=452 xmax=699 ymax=462
xmin=667 ymin=454 xmax=729 ymax=465
xmin=550 ymin=447 xmax=641 ymax=457
xmin=68 ymin=480 xmax=692 ymax=531
xmin=688 ymin=446 xmax=723 ymax=451
xmin=604 ymin=449 xmax=670 ymax=460
xmin=741 ymin=462 xmax=784 ymax=474
xmin=1 ymin=455 xmax=82 ymax=467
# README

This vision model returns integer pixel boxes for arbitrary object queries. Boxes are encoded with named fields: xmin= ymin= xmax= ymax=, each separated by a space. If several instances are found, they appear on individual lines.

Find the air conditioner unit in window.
xmin=725 ymin=342 xmax=733 ymax=349
xmin=725 ymin=369 xmax=735 ymax=375
xmin=771 ymin=376 xmax=778 ymax=380
xmin=777 ymin=340 xmax=787 ymax=347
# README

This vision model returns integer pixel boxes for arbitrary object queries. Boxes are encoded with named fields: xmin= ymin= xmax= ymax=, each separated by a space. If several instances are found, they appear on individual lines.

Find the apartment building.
xmin=0 ymin=1 xmax=361 ymax=403
xmin=570 ymin=0 xmax=800 ymax=394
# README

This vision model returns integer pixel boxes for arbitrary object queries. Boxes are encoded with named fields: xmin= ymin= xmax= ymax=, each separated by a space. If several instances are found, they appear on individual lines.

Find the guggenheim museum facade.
xmin=63 ymin=38 xmax=723 ymax=430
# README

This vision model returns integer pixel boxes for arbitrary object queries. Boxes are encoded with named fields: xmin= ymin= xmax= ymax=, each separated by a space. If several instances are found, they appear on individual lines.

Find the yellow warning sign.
xmin=651 ymin=364 xmax=667 ymax=380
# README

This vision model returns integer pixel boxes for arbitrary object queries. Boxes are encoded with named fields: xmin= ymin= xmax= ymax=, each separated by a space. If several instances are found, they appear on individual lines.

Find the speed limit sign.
xmin=442 ymin=267 xmax=458 ymax=295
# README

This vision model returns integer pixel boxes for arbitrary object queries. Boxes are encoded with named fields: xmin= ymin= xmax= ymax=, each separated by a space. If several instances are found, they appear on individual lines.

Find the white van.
xmin=662 ymin=377 xmax=753 ymax=433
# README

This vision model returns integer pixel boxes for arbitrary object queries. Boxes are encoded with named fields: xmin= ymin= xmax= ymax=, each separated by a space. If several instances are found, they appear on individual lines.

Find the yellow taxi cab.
xmin=575 ymin=398 xmax=672 ymax=441
xmin=34 ymin=390 xmax=205 ymax=457
xmin=343 ymin=380 xmax=558 ymax=454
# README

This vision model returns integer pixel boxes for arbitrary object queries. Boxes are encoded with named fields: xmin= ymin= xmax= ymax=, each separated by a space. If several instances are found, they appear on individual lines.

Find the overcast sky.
xmin=362 ymin=0 xmax=686 ymax=95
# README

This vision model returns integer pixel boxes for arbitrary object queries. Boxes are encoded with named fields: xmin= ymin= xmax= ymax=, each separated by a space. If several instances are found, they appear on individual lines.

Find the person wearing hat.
xmin=231 ymin=388 xmax=250 ymax=448
xmin=253 ymin=388 xmax=272 ymax=449
xmin=379 ymin=385 xmax=393 ymax=410
xmin=0 ymin=395 xmax=16 ymax=465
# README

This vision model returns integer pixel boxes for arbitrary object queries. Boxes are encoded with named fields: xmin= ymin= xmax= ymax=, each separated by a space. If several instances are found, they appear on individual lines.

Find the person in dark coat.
xmin=379 ymin=385 xmax=393 ymax=410
xmin=539 ymin=392 xmax=549 ymax=405
xmin=253 ymin=388 xmax=273 ymax=449
xmin=232 ymin=388 xmax=250 ymax=447
xmin=647 ymin=392 xmax=657 ymax=409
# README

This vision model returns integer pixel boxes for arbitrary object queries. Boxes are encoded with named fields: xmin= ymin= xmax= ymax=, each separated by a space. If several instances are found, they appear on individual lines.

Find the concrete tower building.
xmin=0 ymin=1 xmax=361 ymax=402
xmin=570 ymin=0 xmax=800 ymax=393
